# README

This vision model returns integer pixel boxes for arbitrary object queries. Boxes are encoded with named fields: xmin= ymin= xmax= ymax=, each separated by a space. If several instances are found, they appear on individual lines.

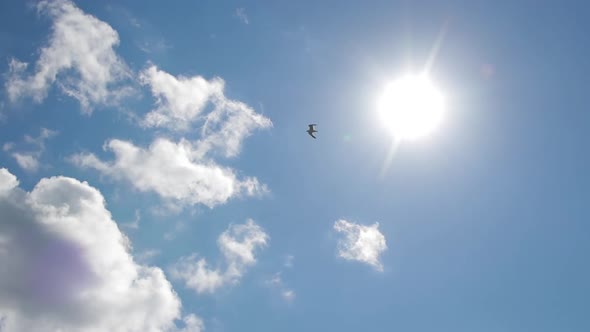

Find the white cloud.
xmin=0 ymin=168 xmax=201 ymax=332
xmin=176 ymin=314 xmax=205 ymax=332
xmin=139 ymin=66 xmax=272 ymax=154
xmin=333 ymin=219 xmax=387 ymax=271
xmin=164 ymin=221 xmax=187 ymax=241
xmin=234 ymin=8 xmax=249 ymax=25
xmin=5 ymin=0 xmax=132 ymax=113
xmin=139 ymin=65 xmax=224 ymax=131
xmin=194 ymin=97 xmax=273 ymax=159
xmin=284 ymin=255 xmax=294 ymax=268
xmin=170 ymin=219 xmax=268 ymax=294
xmin=2 ymin=143 xmax=14 ymax=152
xmin=0 ymin=168 xmax=18 ymax=194
xmin=136 ymin=249 xmax=162 ymax=263
xmin=0 ymin=102 xmax=5 ymax=124
xmin=265 ymin=272 xmax=295 ymax=302
xmin=4 ymin=128 xmax=57 ymax=172
xmin=70 ymin=138 xmax=268 ymax=209
xmin=122 ymin=209 xmax=141 ymax=230
xmin=11 ymin=153 xmax=39 ymax=171
xmin=281 ymin=290 xmax=296 ymax=301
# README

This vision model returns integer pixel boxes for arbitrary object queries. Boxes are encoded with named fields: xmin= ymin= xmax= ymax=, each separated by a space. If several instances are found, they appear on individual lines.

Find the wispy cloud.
xmin=121 ymin=209 xmax=141 ymax=230
xmin=265 ymin=272 xmax=296 ymax=302
xmin=284 ymin=254 xmax=295 ymax=268
xmin=234 ymin=8 xmax=249 ymax=25
xmin=4 ymin=127 xmax=57 ymax=172
xmin=164 ymin=221 xmax=187 ymax=241
xmin=170 ymin=219 xmax=268 ymax=294
xmin=334 ymin=219 xmax=388 ymax=271
xmin=136 ymin=249 xmax=162 ymax=263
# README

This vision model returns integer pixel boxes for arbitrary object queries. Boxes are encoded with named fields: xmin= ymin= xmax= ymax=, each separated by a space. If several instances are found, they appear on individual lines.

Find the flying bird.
xmin=307 ymin=124 xmax=317 ymax=138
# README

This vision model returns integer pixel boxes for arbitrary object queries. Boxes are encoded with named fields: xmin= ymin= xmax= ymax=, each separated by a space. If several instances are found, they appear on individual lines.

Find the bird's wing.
xmin=308 ymin=124 xmax=317 ymax=130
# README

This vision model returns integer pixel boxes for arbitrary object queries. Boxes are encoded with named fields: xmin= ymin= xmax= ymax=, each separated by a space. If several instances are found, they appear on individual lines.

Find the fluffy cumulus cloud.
xmin=0 ymin=168 xmax=200 ymax=332
xmin=5 ymin=0 xmax=132 ymax=113
xmin=139 ymin=65 xmax=224 ymax=131
xmin=333 ymin=219 xmax=387 ymax=271
xmin=71 ymin=65 xmax=270 ymax=211
xmin=71 ymin=138 xmax=267 ymax=209
xmin=139 ymin=66 xmax=272 ymax=155
xmin=170 ymin=219 xmax=268 ymax=294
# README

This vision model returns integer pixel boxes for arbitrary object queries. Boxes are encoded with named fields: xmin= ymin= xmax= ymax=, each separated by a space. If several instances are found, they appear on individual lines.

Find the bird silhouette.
xmin=307 ymin=124 xmax=317 ymax=138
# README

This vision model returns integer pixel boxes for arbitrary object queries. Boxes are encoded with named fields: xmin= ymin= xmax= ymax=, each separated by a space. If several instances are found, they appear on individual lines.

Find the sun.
xmin=377 ymin=74 xmax=445 ymax=141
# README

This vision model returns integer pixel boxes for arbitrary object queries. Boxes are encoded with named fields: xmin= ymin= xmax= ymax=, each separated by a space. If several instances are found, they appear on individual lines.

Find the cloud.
xmin=193 ymin=97 xmax=273 ymax=159
xmin=170 ymin=219 xmax=268 ymax=294
xmin=70 ymin=138 xmax=268 ymax=209
xmin=164 ymin=221 xmax=187 ymax=241
xmin=11 ymin=153 xmax=39 ymax=172
xmin=139 ymin=65 xmax=224 ymax=131
xmin=139 ymin=66 xmax=272 ymax=154
xmin=136 ymin=249 xmax=162 ymax=263
xmin=282 ymin=290 xmax=296 ymax=301
xmin=0 ymin=168 xmax=18 ymax=193
xmin=333 ymin=219 xmax=387 ymax=271
xmin=4 ymin=128 xmax=57 ymax=172
xmin=0 ymin=102 xmax=5 ymax=124
xmin=284 ymin=255 xmax=294 ymax=268
xmin=0 ymin=168 xmax=200 ymax=331
xmin=5 ymin=0 xmax=132 ymax=113
xmin=72 ymin=65 xmax=271 ymax=210
xmin=122 ymin=209 xmax=141 ymax=230
xmin=2 ymin=143 xmax=14 ymax=152
xmin=234 ymin=8 xmax=249 ymax=25
xmin=265 ymin=272 xmax=295 ymax=302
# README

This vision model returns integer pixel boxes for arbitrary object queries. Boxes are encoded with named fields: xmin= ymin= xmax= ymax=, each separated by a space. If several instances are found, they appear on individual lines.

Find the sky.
xmin=0 ymin=0 xmax=589 ymax=331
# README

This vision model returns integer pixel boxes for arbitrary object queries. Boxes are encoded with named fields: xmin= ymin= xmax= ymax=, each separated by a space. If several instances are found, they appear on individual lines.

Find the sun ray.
xmin=423 ymin=18 xmax=452 ymax=76
xmin=379 ymin=136 xmax=402 ymax=178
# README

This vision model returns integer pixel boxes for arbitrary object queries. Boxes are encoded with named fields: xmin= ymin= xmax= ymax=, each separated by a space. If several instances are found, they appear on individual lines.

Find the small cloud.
xmin=164 ymin=221 xmax=186 ymax=241
xmin=129 ymin=17 xmax=141 ymax=28
xmin=170 ymin=219 xmax=268 ymax=294
xmin=265 ymin=272 xmax=295 ymax=302
xmin=12 ymin=153 xmax=39 ymax=171
xmin=266 ymin=272 xmax=283 ymax=287
xmin=122 ymin=209 xmax=141 ymax=229
xmin=284 ymin=255 xmax=294 ymax=268
xmin=137 ymin=249 xmax=161 ymax=263
xmin=3 ymin=142 xmax=14 ymax=152
xmin=0 ymin=102 xmax=5 ymax=123
xmin=282 ymin=289 xmax=296 ymax=301
xmin=4 ymin=127 xmax=58 ymax=172
xmin=137 ymin=39 xmax=172 ymax=54
xmin=234 ymin=8 xmax=249 ymax=25
xmin=333 ymin=219 xmax=387 ymax=271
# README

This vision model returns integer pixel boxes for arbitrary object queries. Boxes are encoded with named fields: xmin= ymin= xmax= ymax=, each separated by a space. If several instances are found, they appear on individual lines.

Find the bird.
xmin=307 ymin=124 xmax=317 ymax=138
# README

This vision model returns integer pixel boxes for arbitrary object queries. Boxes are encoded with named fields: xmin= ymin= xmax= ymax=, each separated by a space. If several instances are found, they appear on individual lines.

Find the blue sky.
xmin=0 ymin=0 xmax=589 ymax=331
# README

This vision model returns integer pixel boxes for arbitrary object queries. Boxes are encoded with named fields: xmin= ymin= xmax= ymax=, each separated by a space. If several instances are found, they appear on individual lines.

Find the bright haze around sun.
xmin=377 ymin=73 xmax=446 ymax=142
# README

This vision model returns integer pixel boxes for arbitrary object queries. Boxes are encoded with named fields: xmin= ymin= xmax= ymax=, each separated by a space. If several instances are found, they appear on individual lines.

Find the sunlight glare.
xmin=377 ymin=74 xmax=445 ymax=141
